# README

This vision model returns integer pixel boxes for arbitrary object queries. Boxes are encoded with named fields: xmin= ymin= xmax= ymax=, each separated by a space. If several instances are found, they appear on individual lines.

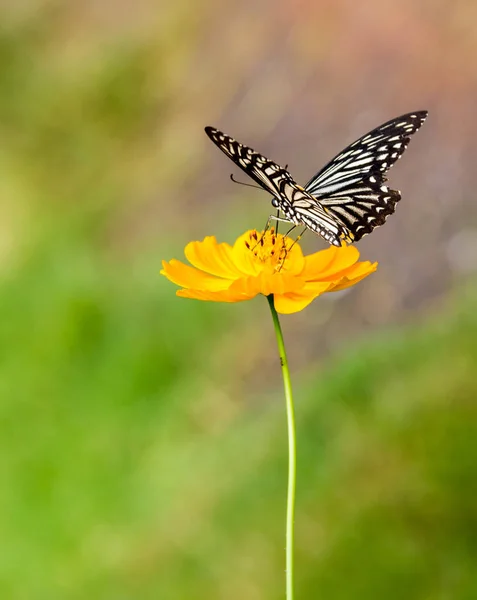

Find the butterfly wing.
xmin=285 ymin=197 xmax=354 ymax=246
xmin=205 ymin=126 xmax=353 ymax=246
xmin=205 ymin=126 xmax=295 ymax=201
xmin=304 ymin=111 xmax=428 ymax=241
xmin=205 ymin=112 xmax=427 ymax=247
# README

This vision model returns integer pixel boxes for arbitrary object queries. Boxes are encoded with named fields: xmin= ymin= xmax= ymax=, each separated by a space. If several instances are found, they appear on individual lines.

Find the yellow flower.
xmin=161 ymin=229 xmax=377 ymax=314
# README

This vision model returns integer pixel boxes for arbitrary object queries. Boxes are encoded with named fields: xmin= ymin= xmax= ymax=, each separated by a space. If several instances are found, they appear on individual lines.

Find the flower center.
xmin=243 ymin=228 xmax=297 ymax=272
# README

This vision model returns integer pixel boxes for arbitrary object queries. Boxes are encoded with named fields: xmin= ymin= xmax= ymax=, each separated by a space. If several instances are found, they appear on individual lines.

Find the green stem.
xmin=267 ymin=295 xmax=296 ymax=600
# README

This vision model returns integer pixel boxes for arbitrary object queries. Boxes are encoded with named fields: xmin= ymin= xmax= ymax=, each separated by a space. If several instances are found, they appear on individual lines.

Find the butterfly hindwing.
xmin=317 ymin=182 xmax=401 ymax=241
xmin=288 ymin=198 xmax=354 ymax=245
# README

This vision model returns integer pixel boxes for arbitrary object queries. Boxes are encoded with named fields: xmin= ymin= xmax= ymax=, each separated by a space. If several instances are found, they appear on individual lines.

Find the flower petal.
xmin=231 ymin=232 xmax=264 ymax=276
xmin=162 ymin=230 xmax=377 ymax=313
xmin=274 ymin=281 xmax=333 ymax=314
xmin=328 ymin=261 xmax=378 ymax=292
xmin=161 ymin=260 xmax=231 ymax=291
xmin=184 ymin=237 xmax=242 ymax=279
xmin=229 ymin=272 xmax=305 ymax=298
xmin=176 ymin=288 xmax=250 ymax=303
xmin=280 ymin=238 xmax=306 ymax=275
xmin=302 ymin=245 xmax=360 ymax=281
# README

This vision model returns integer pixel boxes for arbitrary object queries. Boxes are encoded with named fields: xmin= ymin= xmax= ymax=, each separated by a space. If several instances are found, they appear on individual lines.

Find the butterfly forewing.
xmin=305 ymin=111 xmax=428 ymax=196
xmin=205 ymin=127 xmax=294 ymax=201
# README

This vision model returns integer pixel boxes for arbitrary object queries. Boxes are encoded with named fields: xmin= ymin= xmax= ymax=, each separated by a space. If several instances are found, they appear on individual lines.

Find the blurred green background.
xmin=2 ymin=1 xmax=477 ymax=598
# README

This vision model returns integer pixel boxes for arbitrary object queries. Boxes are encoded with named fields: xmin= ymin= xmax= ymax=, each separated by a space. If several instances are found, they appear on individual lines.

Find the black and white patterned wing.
xmin=205 ymin=126 xmax=295 ymax=201
xmin=304 ymin=111 xmax=428 ymax=241
xmin=306 ymin=111 xmax=428 ymax=196
xmin=205 ymin=126 xmax=352 ymax=246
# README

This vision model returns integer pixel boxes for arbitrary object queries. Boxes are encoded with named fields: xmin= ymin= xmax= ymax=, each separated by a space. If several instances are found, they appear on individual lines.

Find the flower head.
xmin=161 ymin=229 xmax=377 ymax=314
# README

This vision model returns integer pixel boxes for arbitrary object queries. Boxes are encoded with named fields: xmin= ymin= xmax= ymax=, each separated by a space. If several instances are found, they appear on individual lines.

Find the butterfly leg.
xmin=266 ymin=216 xmax=296 ymax=262
xmin=277 ymin=226 xmax=307 ymax=271
xmin=253 ymin=212 xmax=292 ymax=250
xmin=286 ymin=226 xmax=307 ymax=252
xmin=283 ymin=223 xmax=297 ymax=238
xmin=273 ymin=209 xmax=280 ymax=234
xmin=267 ymin=213 xmax=295 ymax=229
xmin=261 ymin=212 xmax=293 ymax=234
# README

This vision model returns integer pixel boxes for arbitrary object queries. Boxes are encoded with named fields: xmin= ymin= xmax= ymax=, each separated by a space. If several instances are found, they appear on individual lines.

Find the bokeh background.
xmin=2 ymin=1 xmax=477 ymax=598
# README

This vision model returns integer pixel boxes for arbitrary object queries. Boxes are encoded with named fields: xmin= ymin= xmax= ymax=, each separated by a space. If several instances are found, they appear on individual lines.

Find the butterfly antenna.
xmin=229 ymin=173 xmax=263 ymax=191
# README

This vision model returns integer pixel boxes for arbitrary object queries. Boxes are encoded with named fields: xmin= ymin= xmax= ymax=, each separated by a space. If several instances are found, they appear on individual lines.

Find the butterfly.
xmin=205 ymin=111 xmax=428 ymax=247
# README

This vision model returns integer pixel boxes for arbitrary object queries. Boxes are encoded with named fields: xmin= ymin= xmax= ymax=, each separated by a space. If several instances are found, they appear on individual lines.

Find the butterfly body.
xmin=205 ymin=111 xmax=427 ymax=247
